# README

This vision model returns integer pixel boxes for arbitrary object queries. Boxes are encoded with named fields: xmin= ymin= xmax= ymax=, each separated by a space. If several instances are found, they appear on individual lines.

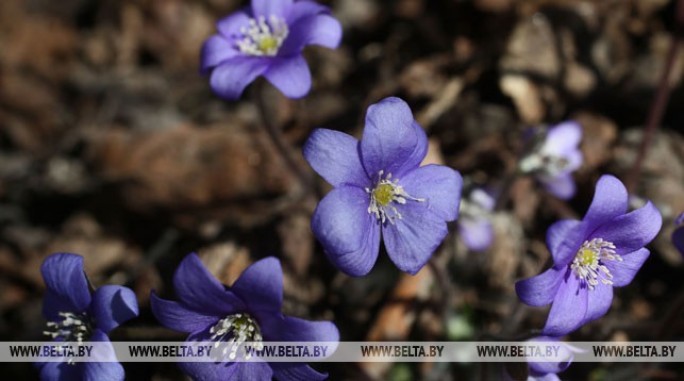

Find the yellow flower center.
xmin=367 ymin=171 xmax=425 ymax=224
xmin=258 ymin=36 xmax=278 ymax=53
xmin=571 ymin=238 xmax=622 ymax=290
xmin=372 ymin=183 xmax=395 ymax=207
xmin=577 ymin=248 xmax=598 ymax=267
xmin=236 ymin=15 xmax=289 ymax=56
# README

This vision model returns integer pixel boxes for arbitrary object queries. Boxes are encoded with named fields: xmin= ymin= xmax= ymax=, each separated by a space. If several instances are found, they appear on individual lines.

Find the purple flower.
xmin=458 ymin=187 xmax=495 ymax=251
xmin=151 ymin=254 xmax=339 ymax=380
xmin=303 ymin=97 xmax=463 ymax=276
xmin=37 ymin=253 xmax=139 ymax=381
xmin=515 ymin=175 xmax=662 ymax=336
xmin=201 ymin=0 xmax=342 ymax=100
xmin=503 ymin=337 xmax=573 ymax=381
xmin=673 ymin=212 xmax=684 ymax=257
xmin=519 ymin=122 xmax=583 ymax=200
xmin=525 ymin=337 xmax=574 ymax=381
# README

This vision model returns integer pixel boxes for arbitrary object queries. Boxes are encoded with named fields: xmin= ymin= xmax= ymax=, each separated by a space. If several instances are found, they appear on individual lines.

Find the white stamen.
xmin=43 ymin=312 xmax=91 ymax=342
xmin=519 ymin=152 xmax=570 ymax=176
xmin=236 ymin=15 xmax=289 ymax=56
xmin=571 ymin=238 xmax=622 ymax=290
xmin=366 ymin=170 xmax=425 ymax=224
xmin=43 ymin=312 xmax=92 ymax=365
xmin=209 ymin=313 xmax=263 ymax=360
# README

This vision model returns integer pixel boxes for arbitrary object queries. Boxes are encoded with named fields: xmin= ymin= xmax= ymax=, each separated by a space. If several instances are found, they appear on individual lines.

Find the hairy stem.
xmin=252 ymin=82 xmax=313 ymax=192
xmin=625 ymin=20 xmax=682 ymax=193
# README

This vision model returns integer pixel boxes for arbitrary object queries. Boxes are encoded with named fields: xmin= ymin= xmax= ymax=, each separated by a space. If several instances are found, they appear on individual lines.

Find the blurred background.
xmin=1 ymin=0 xmax=683 ymax=379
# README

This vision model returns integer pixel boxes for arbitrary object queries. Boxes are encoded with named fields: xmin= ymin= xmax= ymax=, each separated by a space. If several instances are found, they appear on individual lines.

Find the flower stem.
xmin=252 ymin=82 xmax=313 ymax=193
xmin=657 ymin=287 xmax=684 ymax=339
xmin=427 ymin=256 xmax=452 ymax=316
xmin=625 ymin=12 xmax=682 ymax=193
xmin=494 ymin=172 xmax=518 ymax=211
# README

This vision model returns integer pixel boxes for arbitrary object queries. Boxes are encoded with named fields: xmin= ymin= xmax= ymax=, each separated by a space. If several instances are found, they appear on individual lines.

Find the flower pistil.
xmin=43 ymin=311 xmax=92 ymax=343
xmin=570 ymin=238 xmax=622 ymax=290
xmin=519 ymin=152 xmax=570 ymax=177
xmin=43 ymin=311 xmax=93 ymax=364
xmin=236 ymin=15 xmax=289 ymax=56
xmin=366 ymin=171 xmax=424 ymax=224
xmin=209 ymin=313 xmax=264 ymax=359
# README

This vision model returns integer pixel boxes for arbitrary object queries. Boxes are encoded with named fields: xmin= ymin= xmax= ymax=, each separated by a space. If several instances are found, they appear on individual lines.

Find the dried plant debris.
xmin=0 ymin=0 xmax=683 ymax=380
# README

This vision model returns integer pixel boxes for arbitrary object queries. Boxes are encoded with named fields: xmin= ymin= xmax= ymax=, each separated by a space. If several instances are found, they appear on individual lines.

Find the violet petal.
xmin=209 ymin=57 xmax=270 ymax=100
xmin=263 ymin=55 xmax=312 ymax=99
xmin=582 ymin=175 xmax=629 ymax=234
xmin=217 ymin=9 xmax=252 ymax=38
xmin=546 ymin=219 xmax=584 ymax=267
xmin=41 ymin=253 xmax=92 ymax=320
xmin=173 ymin=253 xmax=245 ymax=316
xmin=303 ymin=128 xmax=368 ymax=188
xmin=150 ymin=293 xmax=220 ymax=333
xmin=516 ymin=267 xmax=564 ymax=307
xmin=359 ymin=97 xmax=427 ymax=179
xmin=458 ymin=218 xmax=494 ymax=252
xmin=280 ymin=13 xmax=342 ymax=55
xmin=82 ymin=330 xmax=125 ymax=381
xmin=91 ymin=285 xmax=139 ymax=333
xmin=252 ymin=0 xmax=293 ymax=18
xmin=382 ymin=203 xmax=448 ymax=275
xmin=581 ymin=282 xmax=613 ymax=326
xmin=231 ymin=257 xmax=284 ymax=312
xmin=400 ymin=164 xmax=463 ymax=222
xmin=541 ymin=173 xmax=576 ymax=200
xmin=311 ymin=186 xmax=381 ymax=276
xmin=590 ymin=201 xmax=662 ymax=255
xmin=201 ymin=35 xmax=240 ymax=74
xmin=542 ymin=273 xmax=588 ymax=336
xmin=603 ymin=248 xmax=650 ymax=287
